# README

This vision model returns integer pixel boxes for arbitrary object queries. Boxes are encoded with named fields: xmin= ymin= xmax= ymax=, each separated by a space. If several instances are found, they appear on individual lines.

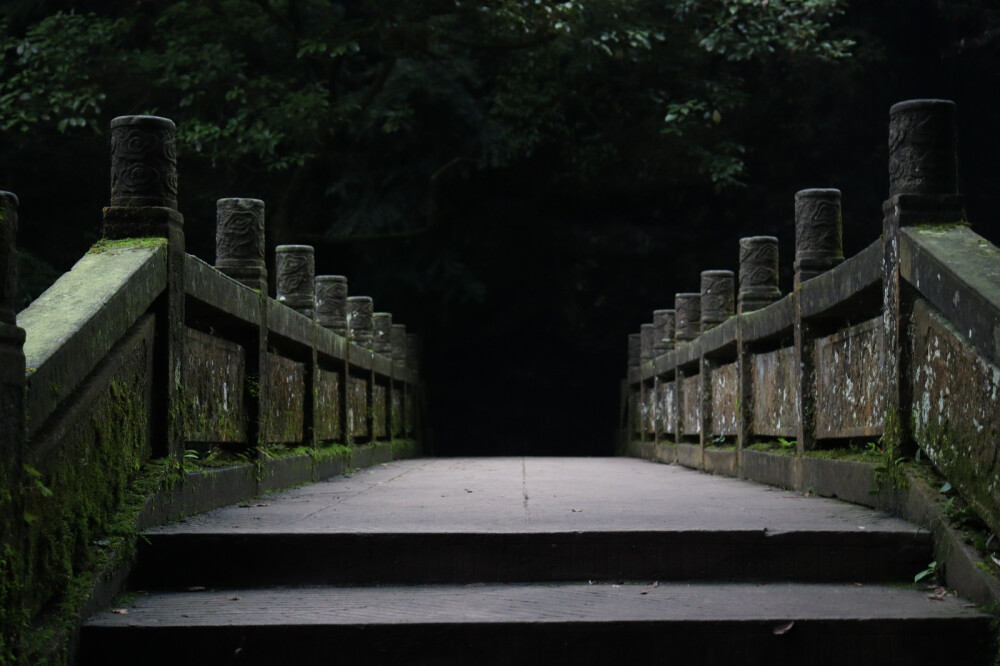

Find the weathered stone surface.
xmin=348 ymin=375 xmax=369 ymax=438
xmin=711 ymin=362 xmax=739 ymax=437
xmin=795 ymin=188 xmax=843 ymax=284
xmin=901 ymin=226 xmax=1000 ymax=367
xmin=182 ymin=328 xmax=246 ymax=443
xmin=391 ymin=387 xmax=403 ymax=436
xmin=698 ymin=316 xmax=737 ymax=357
xmin=275 ymin=245 xmax=315 ymax=318
xmin=314 ymin=367 xmax=341 ymax=442
xmin=266 ymin=294 xmax=315 ymax=349
xmin=889 ymin=99 xmax=958 ymax=197
xmin=639 ymin=323 xmax=655 ymax=363
xmin=642 ymin=382 xmax=656 ymax=435
xmin=627 ymin=393 xmax=639 ymax=436
xmin=263 ymin=353 xmax=305 ymax=444
xmin=1 ymin=191 xmax=18 ymax=325
xmin=681 ymin=374 xmax=700 ymax=436
xmin=674 ymin=293 xmax=701 ymax=342
xmin=372 ymin=312 xmax=393 ymax=356
xmin=215 ymin=198 xmax=266 ymax=292
xmin=315 ymin=325 xmax=348 ymax=364
xmin=373 ymin=383 xmax=388 ymax=438
xmin=185 ymin=255 xmax=262 ymax=327
xmin=740 ymin=450 xmax=797 ymax=490
xmin=703 ymin=448 xmax=736 ymax=477
xmin=109 ymin=115 xmax=178 ymax=210
xmin=740 ymin=295 xmax=794 ymax=345
xmin=814 ymin=317 xmax=885 ymax=438
xmin=347 ymin=296 xmax=374 ymax=349
xmin=657 ymin=380 xmax=676 ymax=436
xmin=653 ymin=309 xmax=675 ymax=355
xmin=21 ymin=243 xmax=167 ymax=438
xmin=911 ymin=300 xmax=1000 ymax=538
xmin=675 ymin=442 xmax=702 ymax=469
xmin=315 ymin=275 xmax=348 ymax=336
xmin=738 ymin=236 xmax=780 ymax=314
xmin=751 ymin=346 xmax=799 ymax=437
xmin=798 ymin=241 xmax=881 ymax=320
xmin=700 ymin=270 xmax=734 ymax=331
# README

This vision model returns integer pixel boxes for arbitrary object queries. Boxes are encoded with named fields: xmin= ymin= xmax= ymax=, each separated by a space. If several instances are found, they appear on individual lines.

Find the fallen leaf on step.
xmin=229 ymin=595 xmax=240 ymax=601
xmin=111 ymin=608 xmax=128 ymax=615
xmin=187 ymin=586 xmax=207 ymax=592
xmin=773 ymin=621 xmax=794 ymax=635
xmin=571 ymin=508 xmax=582 ymax=513
xmin=928 ymin=587 xmax=949 ymax=600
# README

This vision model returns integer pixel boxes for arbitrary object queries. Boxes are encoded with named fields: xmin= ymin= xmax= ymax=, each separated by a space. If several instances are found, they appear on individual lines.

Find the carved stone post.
xmin=315 ymin=276 xmax=348 ymax=336
xmin=346 ymin=296 xmax=374 ymax=349
xmin=103 ymin=115 xmax=185 ymax=460
xmin=653 ymin=309 xmax=675 ymax=355
xmin=215 ymin=198 xmax=266 ymax=292
xmin=0 ymin=192 xmax=25 ymax=653
xmin=794 ymin=189 xmax=843 ymax=288
xmin=882 ymin=99 xmax=965 ymax=449
xmin=372 ymin=313 xmax=393 ymax=356
xmin=674 ymin=293 xmax=701 ymax=342
xmin=639 ymin=323 xmax=655 ymax=364
xmin=275 ymin=245 xmax=315 ymax=318
xmin=738 ymin=236 xmax=780 ymax=314
xmin=701 ymin=270 xmax=734 ymax=332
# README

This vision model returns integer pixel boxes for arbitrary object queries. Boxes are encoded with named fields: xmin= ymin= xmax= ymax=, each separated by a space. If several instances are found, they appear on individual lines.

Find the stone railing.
xmin=0 ymin=115 xmax=422 ymax=663
xmin=623 ymin=99 xmax=1000 ymax=539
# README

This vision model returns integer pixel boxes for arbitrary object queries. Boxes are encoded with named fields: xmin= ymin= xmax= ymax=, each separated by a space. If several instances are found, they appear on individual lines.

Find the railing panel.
xmin=814 ymin=317 xmax=885 ymax=438
xmin=751 ymin=347 xmax=799 ymax=438
xmin=711 ymin=362 xmax=739 ymax=437
xmin=314 ymin=367 xmax=342 ymax=441
xmin=263 ymin=352 xmax=306 ymax=444
xmin=182 ymin=327 xmax=247 ymax=443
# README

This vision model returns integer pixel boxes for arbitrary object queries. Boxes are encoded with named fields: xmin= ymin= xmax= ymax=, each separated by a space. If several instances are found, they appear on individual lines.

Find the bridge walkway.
xmin=80 ymin=457 xmax=991 ymax=664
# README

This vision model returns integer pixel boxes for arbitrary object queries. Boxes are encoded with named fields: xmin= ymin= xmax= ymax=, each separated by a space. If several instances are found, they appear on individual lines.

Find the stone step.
xmin=130 ymin=528 xmax=932 ymax=587
xmin=80 ymin=582 xmax=992 ymax=665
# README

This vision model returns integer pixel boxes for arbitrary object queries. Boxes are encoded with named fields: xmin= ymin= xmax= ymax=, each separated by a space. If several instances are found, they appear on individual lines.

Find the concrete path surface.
xmin=149 ymin=456 xmax=920 ymax=535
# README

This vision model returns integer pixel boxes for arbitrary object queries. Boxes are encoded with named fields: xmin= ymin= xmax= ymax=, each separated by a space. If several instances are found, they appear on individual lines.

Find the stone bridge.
xmin=0 ymin=99 xmax=998 ymax=664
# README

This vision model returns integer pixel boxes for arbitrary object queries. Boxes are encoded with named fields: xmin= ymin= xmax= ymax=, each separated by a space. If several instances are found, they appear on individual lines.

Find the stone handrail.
xmin=0 ymin=115 xmax=422 ymax=663
xmin=623 ymin=98 xmax=1000 ymax=541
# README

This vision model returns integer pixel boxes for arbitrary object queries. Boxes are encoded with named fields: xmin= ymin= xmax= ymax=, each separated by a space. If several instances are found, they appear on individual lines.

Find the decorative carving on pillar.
xmin=674 ymin=293 xmax=701 ymax=342
xmin=275 ymin=245 xmax=315 ymax=318
xmin=628 ymin=333 xmax=641 ymax=372
xmin=653 ymin=309 xmax=675 ymax=354
xmin=889 ymin=99 xmax=958 ymax=197
xmin=0 ymin=192 xmax=18 ymax=325
xmin=109 ymin=115 xmax=178 ymax=210
xmin=372 ymin=312 xmax=393 ymax=355
xmin=640 ymin=323 xmax=655 ymax=363
xmin=794 ymin=188 xmax=843 ymax=284
xmin=391 ymin=324 xmax=407 ymax=366
xmin=738 ymin=236 xmax=780 ymax=314
xmin=346 ymin=296 xmax=374 ymax=349
xmin=215 ymin=198 xmax=266 ymax=291
xmin=700 ymin=270 xmax=734 ymax=331
xmin=315 ymin=275 xmax=348 ymax=335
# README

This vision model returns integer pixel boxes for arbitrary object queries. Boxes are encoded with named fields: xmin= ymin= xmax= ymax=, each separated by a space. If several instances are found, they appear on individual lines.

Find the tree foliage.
xmin=0 ymin=0 xmax=852 ymax=240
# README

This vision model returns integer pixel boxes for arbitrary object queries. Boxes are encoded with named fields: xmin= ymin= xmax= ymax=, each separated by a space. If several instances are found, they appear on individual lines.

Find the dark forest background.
xmin=2 ymin=0 xmax=998 ymax=456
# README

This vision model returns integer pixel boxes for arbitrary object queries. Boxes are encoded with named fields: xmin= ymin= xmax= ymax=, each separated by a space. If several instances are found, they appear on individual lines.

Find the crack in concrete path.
xmin=521 ymin=457 xmax=531 ymax=525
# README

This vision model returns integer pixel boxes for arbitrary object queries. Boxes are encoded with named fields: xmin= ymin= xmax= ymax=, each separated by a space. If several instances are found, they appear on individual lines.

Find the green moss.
xmin=745 ymin=439 xmax=797 ymax=456
xmin=87 ymin=237 xmax=167 ymax=254
xmin=872 ymin=408 xmax=909 ymax=494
